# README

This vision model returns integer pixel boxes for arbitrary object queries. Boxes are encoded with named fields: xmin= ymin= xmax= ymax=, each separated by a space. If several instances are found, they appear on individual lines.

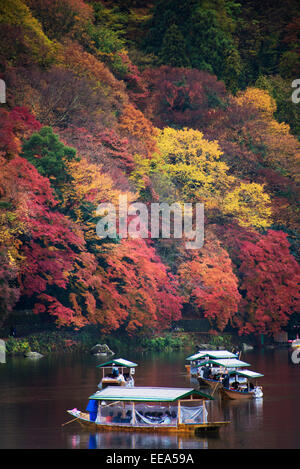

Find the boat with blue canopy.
xmin=97 ymin=358 xmax=138 ymax=389
xmin=66 ymin=386 xmax=230 ymax=434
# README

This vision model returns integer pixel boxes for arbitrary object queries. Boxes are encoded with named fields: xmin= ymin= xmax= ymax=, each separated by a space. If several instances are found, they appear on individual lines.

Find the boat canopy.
xmin=96 ymin=358 xmax=138 ymax=368
xmin=208 ymin=358 xmax=250 ymax=368
xmin=186 ymin=350 xmax=237 ymax=361
xmin=89 ymin=386 xmax=213 ymax=402
xmin=227 ymin=370 xmax=264 ymax=378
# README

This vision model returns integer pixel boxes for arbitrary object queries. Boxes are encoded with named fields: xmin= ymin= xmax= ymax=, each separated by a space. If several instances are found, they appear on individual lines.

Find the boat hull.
xmin=220 ymin=387 xmax=263 ymax=400
xmin=67 ymin=411 xmax=229 ymax=434
xmin=198 ymin=377 xmax=221 ymax=389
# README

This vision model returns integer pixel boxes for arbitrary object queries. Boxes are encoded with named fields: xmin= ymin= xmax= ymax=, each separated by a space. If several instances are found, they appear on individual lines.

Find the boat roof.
xmin=96 ymin=358 xmax=138 ymax=368
xmin=186 ymin=350 xmax=237 ymax=361
xmin=89 ymin=386 xmax=213 ymax=402
xmin=228 ymin=370 xmax=264 ymax=378
xmin=208 ymin=358 xmax=250 ymax=368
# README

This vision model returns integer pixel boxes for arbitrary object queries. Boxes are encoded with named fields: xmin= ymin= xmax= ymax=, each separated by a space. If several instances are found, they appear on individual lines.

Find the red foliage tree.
xmin=177 ymin=234 xmax=241 ymax=331
xmin=237 ymin=230 xmax=300 ymax=335
xmin=138 ymin=66 xmax=227 ymax=129
xmin=69 ymin=238 xmax=183 ymax=334
xmin=58 ymin=124 xmax=135 ymax=182
xmin=0 ymin=107 xmax=41 ymax=157
xmin=216 ymin=224 xmax=300 ymax=335
xmin=0 ymin=155 xmax=85 ymax=323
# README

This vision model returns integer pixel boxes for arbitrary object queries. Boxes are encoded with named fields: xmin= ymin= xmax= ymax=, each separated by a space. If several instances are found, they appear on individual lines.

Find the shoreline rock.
xmin=90 ymin=344 xmax=114 ymax=356
xmin=24 ymin=351 xmax=44 ymax=359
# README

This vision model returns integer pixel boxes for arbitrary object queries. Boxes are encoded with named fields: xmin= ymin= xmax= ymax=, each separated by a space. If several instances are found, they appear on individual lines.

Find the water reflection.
xmin=66 ymin=431 xmax=210 ymax=450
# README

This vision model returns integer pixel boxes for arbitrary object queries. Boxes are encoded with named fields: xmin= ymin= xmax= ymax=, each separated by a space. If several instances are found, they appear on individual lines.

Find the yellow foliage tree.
xmin=235 ymin=87 xmax=277 ymax=116
xmin=131 ymin=127 xmax=272 ymax=230
xmin=222 ymin=182 xmax=272 ymax=229
xmin=154 ymin=127 xmax=233 ymax=208
xmin=0 ymin=0 xmax=57 ymax=65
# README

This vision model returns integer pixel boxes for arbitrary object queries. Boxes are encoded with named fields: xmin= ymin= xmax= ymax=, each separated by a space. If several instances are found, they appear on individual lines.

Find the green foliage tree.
xmin=143 ymin=0 xmax=243 ymax=89
xmin=158 ymin=24 xmax=190 ymax=67
xmin=21 ymin=127 xmax=78 ymax=194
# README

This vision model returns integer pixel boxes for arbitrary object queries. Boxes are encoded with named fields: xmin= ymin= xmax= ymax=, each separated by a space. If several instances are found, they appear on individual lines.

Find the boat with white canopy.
xmin=185 ymin=350 xmax=239 ymax=377
xmin=220 ymin=369 xmax=264 ymax=399
xmin=197 ymin=358 xmax=251 ymax=388
xmin=66 ymin=386 xmax=230 ymax=434
xmin=97 ymin=358 xmax=138 ymax=389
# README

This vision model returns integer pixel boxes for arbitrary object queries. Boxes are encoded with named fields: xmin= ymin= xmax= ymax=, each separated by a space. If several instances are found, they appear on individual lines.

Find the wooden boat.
xmin=220 ymin=370 xmax=264 ymax=400
xmin=185 ymin=350 xmax=239 ymax=377
xmin=97 ymin=358 xmax=138 ymax=389
xmin=66 ymin=386 xmax=230 ymax=434
xmin=197 ymin=358 xmax=251 ymax=388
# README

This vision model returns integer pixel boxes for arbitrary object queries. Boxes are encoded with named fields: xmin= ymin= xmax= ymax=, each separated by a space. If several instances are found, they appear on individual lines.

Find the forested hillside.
xmin=0 ymin=0 xmax=299 ymax=340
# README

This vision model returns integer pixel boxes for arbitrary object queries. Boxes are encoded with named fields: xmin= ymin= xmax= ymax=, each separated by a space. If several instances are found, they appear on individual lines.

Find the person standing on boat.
xmin=222 ymin=373 xmax=230 ymax=388
xmin=117 ymin=373 xmax=125 ymax=384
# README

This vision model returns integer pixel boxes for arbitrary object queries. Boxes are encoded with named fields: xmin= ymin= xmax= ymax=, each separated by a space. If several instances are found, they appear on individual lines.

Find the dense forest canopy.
xmin=0 ymin=0 xmax=299 ymax=338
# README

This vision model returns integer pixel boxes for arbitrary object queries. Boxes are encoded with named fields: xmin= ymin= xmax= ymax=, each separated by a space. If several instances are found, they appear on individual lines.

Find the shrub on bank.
xmin=140 ymin=333 xmax=191 ymax=351
xmin=4 ymin=329 xmax=193 ymax=355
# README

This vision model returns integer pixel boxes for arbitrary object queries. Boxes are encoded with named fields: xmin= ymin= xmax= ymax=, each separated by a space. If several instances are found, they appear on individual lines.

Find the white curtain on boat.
xmin=95 ymin=401 xmax=207 ymax=426
xmin=180 ymin=405 xmax=208 ymax=424
xmin=96 ymin=402 xmax=178 ymax=426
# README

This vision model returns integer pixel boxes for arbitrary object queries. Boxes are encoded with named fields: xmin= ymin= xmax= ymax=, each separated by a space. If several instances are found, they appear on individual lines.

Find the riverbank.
xmin=2 ymin=327 xmax=195 ymax=356
xmin=1 ymin=324 xmax=245 ymax=357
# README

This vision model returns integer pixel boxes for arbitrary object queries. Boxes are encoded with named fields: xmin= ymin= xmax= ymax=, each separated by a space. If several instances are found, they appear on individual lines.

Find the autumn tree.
xmin=27 ymin=0 xmax=94 ymax=41
xmin=139 ymin=66 xmax=227 ymax=129
xmin=177 ymin=233 xmax=241 ymax=332
xmin=236 ymin=230 xmax=300 ymax=335
xmin=136 ymin=127 xmax=273 ymax=230
xmin=0 ymin=0 xmax=57 ymax=66
xmin=0 ymin=107 xmax=41 ymax=158
xmin=58 ymin=124 xmax=135 ymax=179
xmin=118 ymin=103 xmax=158 ymax=158
xmin=205 ymin=87 xmax=300 ymax=232
xmin=0 ymin=154 xmax=86 ymax=326
xmin=68 ymin=238 xmax=183 ymax=334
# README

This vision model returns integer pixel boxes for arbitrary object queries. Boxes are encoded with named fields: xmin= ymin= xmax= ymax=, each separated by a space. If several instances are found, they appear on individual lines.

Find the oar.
xmin=61 ymin=416 xmax=79 ymax=427
xmin=211 ymin=380 xmax=220 ymax=396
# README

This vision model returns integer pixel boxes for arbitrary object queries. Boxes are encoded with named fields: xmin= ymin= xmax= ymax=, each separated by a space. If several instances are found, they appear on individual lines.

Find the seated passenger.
xmin=113 ymin=412 xmax=122 ymax=423
xmin=117 ymin=373 xmax=125 ymax=383
xmin=121 ymin=410 xmax=132 ymax=423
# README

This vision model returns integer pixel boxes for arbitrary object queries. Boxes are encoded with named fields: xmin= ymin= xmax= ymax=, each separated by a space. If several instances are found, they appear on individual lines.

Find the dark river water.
xmin=0 ymin=346 xmax=299 ymax=449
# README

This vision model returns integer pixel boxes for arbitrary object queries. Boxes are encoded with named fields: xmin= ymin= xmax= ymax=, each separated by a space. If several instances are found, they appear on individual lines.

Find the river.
xmin=0 ymin=346 xmax=299 ymax=449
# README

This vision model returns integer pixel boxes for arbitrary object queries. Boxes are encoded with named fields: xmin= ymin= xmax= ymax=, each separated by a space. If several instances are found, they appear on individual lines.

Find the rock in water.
xmin=90 ymin=344 xmax=114 ymax=356
xmin=24 ymin=351 xmax=43 ymax=359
